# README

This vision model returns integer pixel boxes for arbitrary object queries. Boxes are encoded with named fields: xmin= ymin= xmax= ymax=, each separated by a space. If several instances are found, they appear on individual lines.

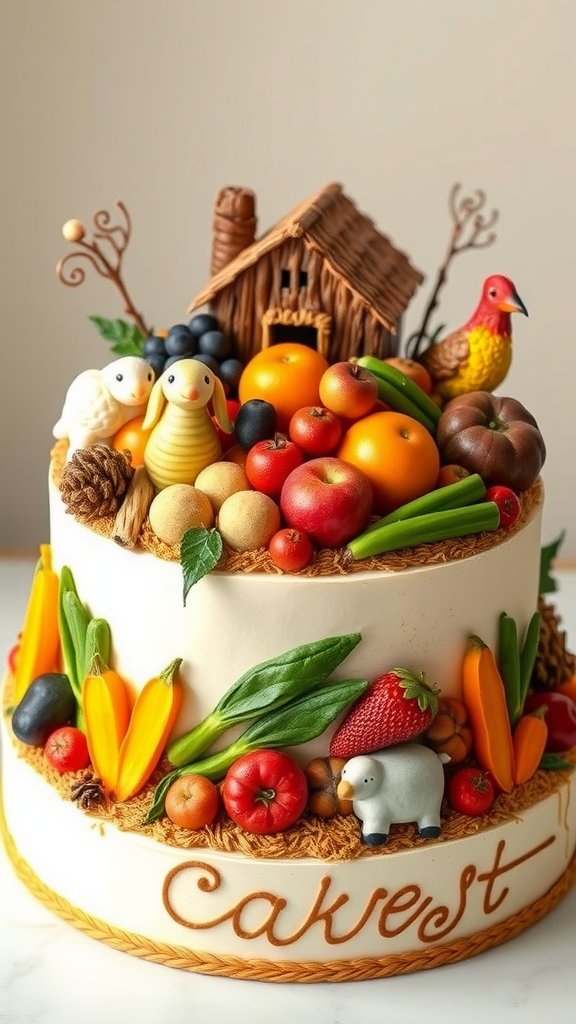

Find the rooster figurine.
xmin=419 ymin=274 xmax=528 ymax=400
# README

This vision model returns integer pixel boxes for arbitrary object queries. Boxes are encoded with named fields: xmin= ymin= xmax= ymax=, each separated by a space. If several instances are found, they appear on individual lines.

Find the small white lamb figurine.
xmin=53 ymin=355 xmax=155 ymax=459
xmin=142 ymin=358 xmax=233 ymax=490
xmin=337 ymin=743 xmax=450 ymax=847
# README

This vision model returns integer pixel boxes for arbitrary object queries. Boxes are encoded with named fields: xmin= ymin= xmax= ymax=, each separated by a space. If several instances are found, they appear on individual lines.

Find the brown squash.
xmin=423 ymin=696 xmax=473 ymax=764
xmin=436 ymin=392 xmax=546 ymax=492
xmin=304 ymin=756 xmax=353 ymax=818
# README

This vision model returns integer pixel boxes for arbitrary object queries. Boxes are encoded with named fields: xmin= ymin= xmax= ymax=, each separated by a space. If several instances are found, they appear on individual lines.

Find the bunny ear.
xmin=142 ymin=376 xmax=166 ymax=430
xmin=212 ymin=375 xmax=233 ymax=433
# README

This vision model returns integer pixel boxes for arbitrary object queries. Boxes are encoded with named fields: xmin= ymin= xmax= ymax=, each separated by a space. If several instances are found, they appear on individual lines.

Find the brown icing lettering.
xmin=477 ymin=835 xmax=555 ymax=915
xmin=162 ymin=836 xmax=557 ymax=948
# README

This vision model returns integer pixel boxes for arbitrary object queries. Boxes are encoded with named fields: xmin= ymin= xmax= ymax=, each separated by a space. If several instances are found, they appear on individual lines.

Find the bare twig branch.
xmin=56 ymin=201 xmax=151 ymax=338
xmin=406 ymin=184 xmax=499 ymax=358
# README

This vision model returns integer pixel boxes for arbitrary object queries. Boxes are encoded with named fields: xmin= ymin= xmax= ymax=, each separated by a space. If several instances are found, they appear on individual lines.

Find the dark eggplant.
xmin=11 ymin=673 xmax=76 ymax=746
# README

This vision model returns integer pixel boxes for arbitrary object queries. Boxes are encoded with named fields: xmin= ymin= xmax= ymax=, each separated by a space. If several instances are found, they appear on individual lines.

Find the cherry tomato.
xmin=44 ymin=726 xmax=90 ymax=773
xmin=221 ymin=749 xmax=308 ymax=834
xmin=245 ymin=436 xmax=305 ymax=498
xmin=447 ymin=767 xmax=496 ymax=816
xmin=268 ymin=528 xmax=314 ymax=572
xmin=523 ymin=691 xmax=576 ymax=752
xmin=485 ymin=485 xmax=521 ymax=529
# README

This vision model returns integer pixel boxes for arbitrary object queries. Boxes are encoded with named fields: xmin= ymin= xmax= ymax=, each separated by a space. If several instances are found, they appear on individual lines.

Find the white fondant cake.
xmin=2 ymin=184 xmax=575 ymax=983
xmin=3 ymin=470 xmax=576 ymax=981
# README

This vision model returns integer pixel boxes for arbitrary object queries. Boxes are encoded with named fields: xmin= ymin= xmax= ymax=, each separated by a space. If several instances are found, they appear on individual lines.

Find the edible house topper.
xmin=186 ymin=183 xmax=424 ymax=365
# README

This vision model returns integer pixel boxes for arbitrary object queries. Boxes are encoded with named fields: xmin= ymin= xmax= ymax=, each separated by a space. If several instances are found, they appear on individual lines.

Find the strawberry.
xmin=329 ymin=668 xmax=439 ymax=758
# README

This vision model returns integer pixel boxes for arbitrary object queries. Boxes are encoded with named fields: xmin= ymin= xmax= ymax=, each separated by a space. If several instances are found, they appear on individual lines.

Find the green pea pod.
xmin=166 ymin=632 xmax=361 ymax=768
xmin=146 ymin=676 xmax=368 ymax=823
xmin=347 ymin=503 xmax=500 ymax=560
xmin=519 ymin=611 xmax=541 ymax=711
xmin=83 ymin=618 xmax=111 ymax=678
xmin=360 ymin=474 xmax=486 ymax=535
xmin=498 ymin=612 xmax=522 ymax=726
xmin=58 ymin=567 xmax=85 ymax=703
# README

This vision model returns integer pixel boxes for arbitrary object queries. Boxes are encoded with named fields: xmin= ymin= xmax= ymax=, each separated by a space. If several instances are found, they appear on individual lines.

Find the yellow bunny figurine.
xmin=142 ymin=360 xmax=233 ymax=490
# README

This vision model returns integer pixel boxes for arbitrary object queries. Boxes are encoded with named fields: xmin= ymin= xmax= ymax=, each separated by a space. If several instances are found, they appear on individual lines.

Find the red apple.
xmin=319 ymin=362 xmax=378 ymax=419
xmin=288 ymin=406 xmax=342 ymax=456
xmin=245 ymin=435 xmax=305 ymax=498
xmin=280 ymin=456 xmax=373 ymax=548
xmin=212 ymin=398 xmax=241 ymax=451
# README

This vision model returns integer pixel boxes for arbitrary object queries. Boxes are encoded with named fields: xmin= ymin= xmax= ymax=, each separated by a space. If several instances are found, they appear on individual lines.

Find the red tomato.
xmin=288 ymin=406 xmax=342 ymax=456
xmin=447 ymin=767 xmax=496 ymax=816
xmin=245 ymin=436 xmax=304 ymax=498
xmin=7 ymin=639 xmax=20 ymax=674
xmin=485 ymin=485 xmax=521 ymax=529
xmin=268 ymin=528 xmax=314 ymax=572
xmin=44 ymin=726 xmax=90 ymax=774
xmin=523 ymin=691 xmax=576 ymax=752
xmin=221 ymin=749 xmax=308 ymax=834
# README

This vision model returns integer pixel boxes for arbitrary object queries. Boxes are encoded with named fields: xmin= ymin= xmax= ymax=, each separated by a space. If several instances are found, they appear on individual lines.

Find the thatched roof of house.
xmin=187 ymin=183 xmax=424 ymax=332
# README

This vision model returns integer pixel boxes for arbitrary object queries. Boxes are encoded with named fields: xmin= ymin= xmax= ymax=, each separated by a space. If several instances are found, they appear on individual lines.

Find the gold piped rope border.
xmin=2 ymin=781 xmax=575 ymax=983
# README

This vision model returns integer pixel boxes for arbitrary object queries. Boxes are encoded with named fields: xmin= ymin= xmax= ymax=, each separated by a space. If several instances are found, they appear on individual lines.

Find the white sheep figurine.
xmin=142 ymin=358 xmax=233 ymax=490
xmin=53 ymin=355 xmax=155 ymax=459
xmin=337 ymin=743 xmax=450 ymax=847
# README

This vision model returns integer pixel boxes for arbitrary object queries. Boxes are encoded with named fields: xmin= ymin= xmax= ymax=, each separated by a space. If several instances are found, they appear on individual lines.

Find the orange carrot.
xmin=513 ymin=708 xmax=548 ymax=786
xmin=82 ymin=654 xmax=131 ymax=795
xmin=114 ymin=658 xmax=182 ymax=802
xmin=14 ymin=545 xmax=60 ymax=702
xmin=462 ymin=634 xmax=515 ymax=793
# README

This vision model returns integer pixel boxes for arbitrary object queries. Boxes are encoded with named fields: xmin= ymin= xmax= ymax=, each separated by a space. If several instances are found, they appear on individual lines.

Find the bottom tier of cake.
xmin=2 ymin=706 xmax=575 ymax=983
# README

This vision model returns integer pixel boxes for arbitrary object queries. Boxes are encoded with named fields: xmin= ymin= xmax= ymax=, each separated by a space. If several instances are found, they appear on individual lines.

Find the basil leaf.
xmin=236 ymin=677 xmax=369 ymax=749
xmin=180 ymin=527 xmax=223 ymax=603
xmin=89 ymin=315 xmax=145 ymax=356
xmin=166 ymin=633 xmax=362 ymax=768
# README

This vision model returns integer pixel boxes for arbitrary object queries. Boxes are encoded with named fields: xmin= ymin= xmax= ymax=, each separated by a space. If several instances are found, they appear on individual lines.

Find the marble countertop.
xmin=1 ymin=557 xmax=575 ymax=1023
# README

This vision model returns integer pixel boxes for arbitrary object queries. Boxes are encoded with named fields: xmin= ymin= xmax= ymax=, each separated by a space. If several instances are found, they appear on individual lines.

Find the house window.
xmin=299 ymin=270 xmax=308 ymax=289
xmin=280 ymin=269 xmax=290 ymax=289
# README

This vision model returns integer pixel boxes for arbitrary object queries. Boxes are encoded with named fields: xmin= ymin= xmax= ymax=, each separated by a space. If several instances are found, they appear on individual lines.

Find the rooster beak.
xmin=500 ymin=291 xmax=528 ymax=317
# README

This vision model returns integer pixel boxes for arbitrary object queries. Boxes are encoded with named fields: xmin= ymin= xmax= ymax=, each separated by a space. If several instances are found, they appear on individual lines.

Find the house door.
xmin=261 ymin=308 xmax=332 ymax=358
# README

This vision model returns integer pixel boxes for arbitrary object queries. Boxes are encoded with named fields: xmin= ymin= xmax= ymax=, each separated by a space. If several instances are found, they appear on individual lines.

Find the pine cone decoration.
xmin=59 ymin=445 xmax=134 ymax=524
xmin=531 ymin=595 xmax=576 ymax=690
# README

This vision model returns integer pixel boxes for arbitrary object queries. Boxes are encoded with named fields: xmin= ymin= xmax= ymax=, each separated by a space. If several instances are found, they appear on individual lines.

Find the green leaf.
xmin=180 ymin=527 xmax=223 ymax=603
xmin=89 ymin=315 xmax=145 ymax=356
xmin=539 ymin=532 xmax=565 ymax=595
xmin=539 ymin=752 xmax=573 ymax=771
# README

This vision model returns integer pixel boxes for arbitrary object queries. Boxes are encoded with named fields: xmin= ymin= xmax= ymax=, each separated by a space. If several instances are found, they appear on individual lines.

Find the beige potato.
xmin=195 ymin=461 xmax=252 ymax=513
xmin=217 ymin=490 xmax=280 ymax=551
xmin=149 ymin=484 xmax=214 ymax=546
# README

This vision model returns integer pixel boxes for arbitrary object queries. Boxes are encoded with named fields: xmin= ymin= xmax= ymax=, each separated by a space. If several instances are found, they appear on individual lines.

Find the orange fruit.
xmin=436 ymin=464 xmax=470 ymax=488
xmin=384 ymin=357 xmax=433 ymax=396
xmin=336 ymin=411 xmax=440 ymax=515
xmin=238 ymin=343 xmax=329 ymax=432
xmin=165 ymin=774 xmax=220 ymax=829
xmin=112 ymin=415 xmax=152 ymax=467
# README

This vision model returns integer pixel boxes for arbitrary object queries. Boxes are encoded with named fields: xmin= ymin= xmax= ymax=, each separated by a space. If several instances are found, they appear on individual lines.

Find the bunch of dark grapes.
xmin=143 ymin=313 xmax=244 ymax=396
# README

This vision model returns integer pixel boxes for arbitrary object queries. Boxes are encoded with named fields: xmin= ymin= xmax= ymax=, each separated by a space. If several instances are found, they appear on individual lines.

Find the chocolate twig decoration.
xmin=56 ymin=201 xmax=151 ymax=338
xmin=407 ymin=184 xmax=499 ymax=358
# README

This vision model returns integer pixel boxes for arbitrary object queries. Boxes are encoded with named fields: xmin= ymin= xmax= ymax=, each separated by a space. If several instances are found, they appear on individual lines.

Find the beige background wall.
xmin=1 ymin=0 xmax=575 ymax=557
